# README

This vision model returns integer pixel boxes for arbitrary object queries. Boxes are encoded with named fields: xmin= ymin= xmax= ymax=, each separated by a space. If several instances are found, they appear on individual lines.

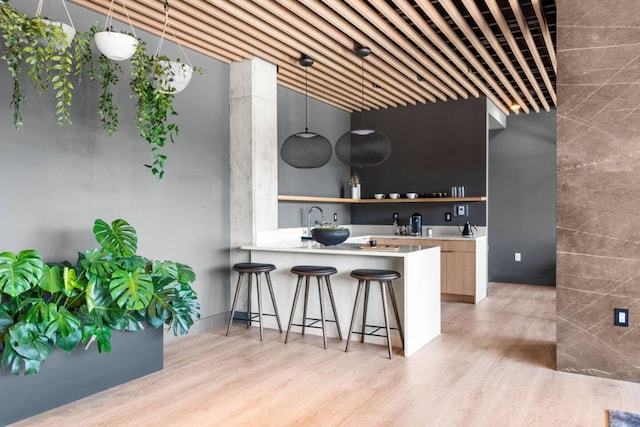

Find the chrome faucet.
xmin=306 ymin=205 xmax=324 ymax=238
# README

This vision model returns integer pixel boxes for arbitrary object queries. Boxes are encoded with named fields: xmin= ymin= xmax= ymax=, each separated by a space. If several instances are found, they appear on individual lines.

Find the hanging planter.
xmin=93 ymin=0 xmax=138 ymax=61
xmin=94 ymin=31 xmax=137 ymax=61
xmin=149 ymin=3 xmax=197 ymax=94
xmin=153 ymin=59 xmax=193 ymax=94
xmin=37 ymin=0 xmax=76 ymax=50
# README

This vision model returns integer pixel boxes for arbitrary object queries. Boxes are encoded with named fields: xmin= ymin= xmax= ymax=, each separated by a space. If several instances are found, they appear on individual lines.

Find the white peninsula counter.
xmin=241 ymin=241 xmax=441 ymax=357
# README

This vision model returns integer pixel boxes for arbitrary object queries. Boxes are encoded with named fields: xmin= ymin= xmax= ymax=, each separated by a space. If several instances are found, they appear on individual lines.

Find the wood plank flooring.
xmin=10 ymin=283 xmax=640 ymax=426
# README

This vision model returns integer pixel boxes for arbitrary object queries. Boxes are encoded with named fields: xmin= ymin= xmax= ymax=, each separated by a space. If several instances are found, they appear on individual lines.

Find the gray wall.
xmin=277 ymin=87 xmax=351 ymax=228
xmin=352 ymin=97 xmax=488 ymax=227
xmin=2 ymin=2 xmax=231 ymax=334
xmin=488 ymin=110 xmax=556 ymax=286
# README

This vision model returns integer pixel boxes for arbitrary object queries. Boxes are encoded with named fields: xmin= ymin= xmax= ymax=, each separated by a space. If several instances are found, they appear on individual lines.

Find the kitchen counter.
xmin=242 ymin=240 xmax=441 ymax=357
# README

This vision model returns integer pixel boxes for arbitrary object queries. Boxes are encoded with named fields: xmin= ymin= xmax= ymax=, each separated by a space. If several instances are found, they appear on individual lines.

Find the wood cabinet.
xmin=372 ymin=236 xmax=487 ymax=304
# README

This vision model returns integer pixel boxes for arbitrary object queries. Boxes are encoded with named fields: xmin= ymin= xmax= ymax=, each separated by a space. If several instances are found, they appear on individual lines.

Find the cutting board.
xmin=359 ymin=244 xmax=400 ymax=251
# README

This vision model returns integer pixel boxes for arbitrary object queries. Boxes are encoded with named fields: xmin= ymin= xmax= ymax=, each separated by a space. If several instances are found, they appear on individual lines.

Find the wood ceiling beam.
xmin=436 ymin=1 xmax=529 ymax=114
xmin=461 ymin=0 xmax=538 ymax=113
xmin=368 ymin=0 xmax=478 ymax=99
xmin=321 ymin=0 xmax=449 ymax=102
xmin=508 ymin=0 xmax=557 ymax=108
xmin=215 ymin=0 xmax=411 ymax=107
xmin=485 ymin=0 xmax=550 ymax=112
xmin=390 ymin=0 xmax=510 ymax=116
xmin=345 ymin=0 xmax=468 ymax=100
xmin=295 ymin=0 xmax=436 ymax=106
xmin=413 ymin=0 xmax=513 ymax=115
xmin=531 ymin=0 xmax=557 ymax=73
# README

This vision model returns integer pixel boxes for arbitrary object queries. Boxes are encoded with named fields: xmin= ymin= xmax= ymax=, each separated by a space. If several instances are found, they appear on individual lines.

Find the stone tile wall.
xmin=557 ymin=0 xmax=640 ymax=381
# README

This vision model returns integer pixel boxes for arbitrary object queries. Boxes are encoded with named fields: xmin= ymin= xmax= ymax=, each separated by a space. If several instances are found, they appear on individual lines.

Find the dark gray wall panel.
xmin=351 ymin=97 xmax=488 ymax=226
xmin=488 ymin=109 xmax=556 ymax=286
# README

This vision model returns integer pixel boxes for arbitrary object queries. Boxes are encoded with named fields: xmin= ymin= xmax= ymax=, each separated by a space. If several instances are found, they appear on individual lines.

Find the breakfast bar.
xmin=241 ymin=241 xmax=441 ymax=356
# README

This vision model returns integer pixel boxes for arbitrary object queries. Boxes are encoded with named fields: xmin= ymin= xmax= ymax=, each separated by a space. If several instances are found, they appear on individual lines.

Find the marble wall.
xmin=557 ymin=1 xmax=640 ymax=381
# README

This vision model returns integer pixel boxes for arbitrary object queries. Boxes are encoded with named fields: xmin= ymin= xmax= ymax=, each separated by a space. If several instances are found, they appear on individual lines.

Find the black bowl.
xmin=311 ymin=228 xmax=350 ymax=246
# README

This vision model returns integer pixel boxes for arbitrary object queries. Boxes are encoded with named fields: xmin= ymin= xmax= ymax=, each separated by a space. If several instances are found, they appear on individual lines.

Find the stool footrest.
xmin=352 ymin=325 xmax=400 ymax=338
xmin=291 ymin=317 xmax=338 ymax=329
xmin=232 ymin=312 xmax=279 ymax=322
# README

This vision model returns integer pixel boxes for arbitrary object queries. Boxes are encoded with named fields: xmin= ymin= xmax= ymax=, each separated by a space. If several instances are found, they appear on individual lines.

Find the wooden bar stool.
xmin=285 ymin=265 xmax=343 ymax=349
xmin=226 ymin=262 xmax=282 ymax=341
xmin=345 ymin=269 xmax=404 ymax=359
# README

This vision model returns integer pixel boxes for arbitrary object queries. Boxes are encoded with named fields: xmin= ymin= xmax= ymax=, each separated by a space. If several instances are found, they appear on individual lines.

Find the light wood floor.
xmin=11 ymin=283 xmax=640 ymax=426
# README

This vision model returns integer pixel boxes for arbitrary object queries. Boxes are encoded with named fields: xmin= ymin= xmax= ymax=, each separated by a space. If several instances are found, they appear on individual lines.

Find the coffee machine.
xmin=410 ymin=212 xmax=422 ymax=236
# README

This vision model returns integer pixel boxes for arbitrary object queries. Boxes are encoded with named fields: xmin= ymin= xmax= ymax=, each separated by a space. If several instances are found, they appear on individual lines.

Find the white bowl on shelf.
xmin=388 ymin=193 xmax=400 ymax=199
xmin=374 ymin=193 xmax=385 ymax=199
xmin=406 ymin=192 xmax=418 ymax=199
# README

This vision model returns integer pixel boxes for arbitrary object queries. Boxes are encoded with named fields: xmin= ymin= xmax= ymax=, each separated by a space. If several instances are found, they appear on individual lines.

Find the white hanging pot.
xmin=94 ymin=31 xmax=138 ymax=61
xmin=41 ymin=19 xmax=76 ymax=50
xmin=153 ymin=60 xmax=193 ymax=94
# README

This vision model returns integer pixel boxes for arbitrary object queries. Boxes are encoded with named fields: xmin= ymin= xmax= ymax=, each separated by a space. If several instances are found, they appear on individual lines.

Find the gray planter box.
xmin=0 ymin=327 xmax=163 ymax=425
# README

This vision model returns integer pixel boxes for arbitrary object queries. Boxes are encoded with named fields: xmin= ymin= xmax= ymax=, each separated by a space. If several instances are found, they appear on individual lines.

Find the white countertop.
xmin=241 ymin=241 xmax=439 ymax=257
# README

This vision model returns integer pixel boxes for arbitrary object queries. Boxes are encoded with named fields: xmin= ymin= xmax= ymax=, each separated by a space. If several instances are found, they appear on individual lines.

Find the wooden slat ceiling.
xmin=69 ymin=0 xmax=556 ymax=115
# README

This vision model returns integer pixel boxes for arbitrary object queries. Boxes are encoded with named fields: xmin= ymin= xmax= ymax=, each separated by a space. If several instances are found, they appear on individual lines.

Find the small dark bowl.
xmin=311 ymin=228 xmax=350 ymax=246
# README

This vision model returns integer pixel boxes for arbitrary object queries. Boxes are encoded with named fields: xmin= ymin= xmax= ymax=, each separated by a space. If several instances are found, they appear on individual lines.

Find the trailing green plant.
xmin=130 ymin=44 xmax=179 ymax=179
xmin=0 ymin=2 xmax=75 ymax=127
xmin=0 ymin=218 xmax=200 ymax=375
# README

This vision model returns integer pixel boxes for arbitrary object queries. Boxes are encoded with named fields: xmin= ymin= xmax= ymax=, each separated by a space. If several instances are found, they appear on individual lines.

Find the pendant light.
xmin=335 ymin=47 xmax=391 ymax=168
xmin=281 ymin=55 xmax=332 ymax=169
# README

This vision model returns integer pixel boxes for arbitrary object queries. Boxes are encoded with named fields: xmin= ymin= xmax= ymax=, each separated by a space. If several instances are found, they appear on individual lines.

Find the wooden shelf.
xmin=278 ymin=195 xmax=487 ymax=203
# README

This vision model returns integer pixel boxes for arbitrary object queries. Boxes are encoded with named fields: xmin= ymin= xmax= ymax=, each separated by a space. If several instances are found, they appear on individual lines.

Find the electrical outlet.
xmin=515 ymin=252 xmax=521 ymax=262
xmin=454 ymin=204 xmax=466 ymax=216
xmin=615 ymin=308 xmax=629 ymax=327
xmin=445 ymin=212 xmax=452 ymax=222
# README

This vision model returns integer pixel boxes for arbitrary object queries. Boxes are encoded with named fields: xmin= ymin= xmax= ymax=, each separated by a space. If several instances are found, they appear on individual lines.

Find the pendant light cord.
xmin=305 ymin=66 xmax=309 ymax=133
xmin=360 ymin=56 xmax=365 ymax=129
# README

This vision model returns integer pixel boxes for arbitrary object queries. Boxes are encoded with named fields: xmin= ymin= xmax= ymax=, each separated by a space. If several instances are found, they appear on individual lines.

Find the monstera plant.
xmin=0 ymin=218 xmax=199 ymax=375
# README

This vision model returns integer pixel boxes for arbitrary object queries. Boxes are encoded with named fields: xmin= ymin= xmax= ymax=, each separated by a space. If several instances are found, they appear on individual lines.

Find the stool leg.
xmin=346 ymin=279 xmax=365 ymax=353
xmin=325 ymin=276 xmax=343 ymax=340
xmin=361 ymin=280 xmax=371 ymax=343
xmin=302 ymin=277 xmax=310 ymax=336
xmin=380 ymin=280 xmax=393 ymax=359
xmin=256 ymin=273 xmax=264 ymax=341
xmin=246 ymin=273 xmax=253 ymax=329
xmin=226 ymin=272 xmax=244 ymax=336
xmin=387 ymin=280 xmax=404 ymax=349
xmin=265 ymin=272 xmax=283 ymax=333
xmin=317 ymin=277 xmax=328 ymax=349
xmin=285 ymin=276 xmax=304 ymax=344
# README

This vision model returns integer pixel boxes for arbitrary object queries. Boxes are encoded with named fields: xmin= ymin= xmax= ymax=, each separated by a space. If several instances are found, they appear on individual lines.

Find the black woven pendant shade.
xmin=335 ymin=47 xmax=391 ymax=168
xmin=281 ymin=55 xmax=332 ymax=169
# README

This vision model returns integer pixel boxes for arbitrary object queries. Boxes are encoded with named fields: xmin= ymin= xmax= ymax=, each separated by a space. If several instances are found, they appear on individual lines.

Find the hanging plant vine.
xmin=130 ymin=42 xmax=178 ymax=179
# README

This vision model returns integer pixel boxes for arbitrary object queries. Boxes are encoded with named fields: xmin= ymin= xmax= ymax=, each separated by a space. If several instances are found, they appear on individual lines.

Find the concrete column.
xmin=229 ymin=57 xmax=278 ymax=269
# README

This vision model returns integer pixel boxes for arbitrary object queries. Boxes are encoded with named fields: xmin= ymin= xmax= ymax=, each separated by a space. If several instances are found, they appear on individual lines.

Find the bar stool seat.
xmin=226 ymin=262 xmax=282 ymax=341
xmin=285 ymin=265 xmax=342 ymax=349
xmin=345 ymin=269 xmax=404 ymax=359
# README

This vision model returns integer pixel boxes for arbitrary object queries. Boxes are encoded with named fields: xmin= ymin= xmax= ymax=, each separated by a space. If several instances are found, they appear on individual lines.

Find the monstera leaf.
xmin=38 ymin=265 xmax=64 ymax=293
xmin=44 ymin=305 xmax=82 ymax=352
xmin=109 ymin=268 xmax=153 ymax=311
xmin=2 ymin=322 xmax=52 ymax=375
xmin=145 ymin=277 xmax=199 ymax=335
xmin=80 ymin=248 xmax=113 ymax=286
xmin=0 ymin=250 xmax=44 ymax=297
xmin=93 ymin=219 xmax=137 ymax=258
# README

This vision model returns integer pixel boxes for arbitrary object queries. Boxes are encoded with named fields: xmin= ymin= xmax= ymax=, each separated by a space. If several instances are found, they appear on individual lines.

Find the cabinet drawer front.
xmin=425 ymin=240 xmax=474 ymax=252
